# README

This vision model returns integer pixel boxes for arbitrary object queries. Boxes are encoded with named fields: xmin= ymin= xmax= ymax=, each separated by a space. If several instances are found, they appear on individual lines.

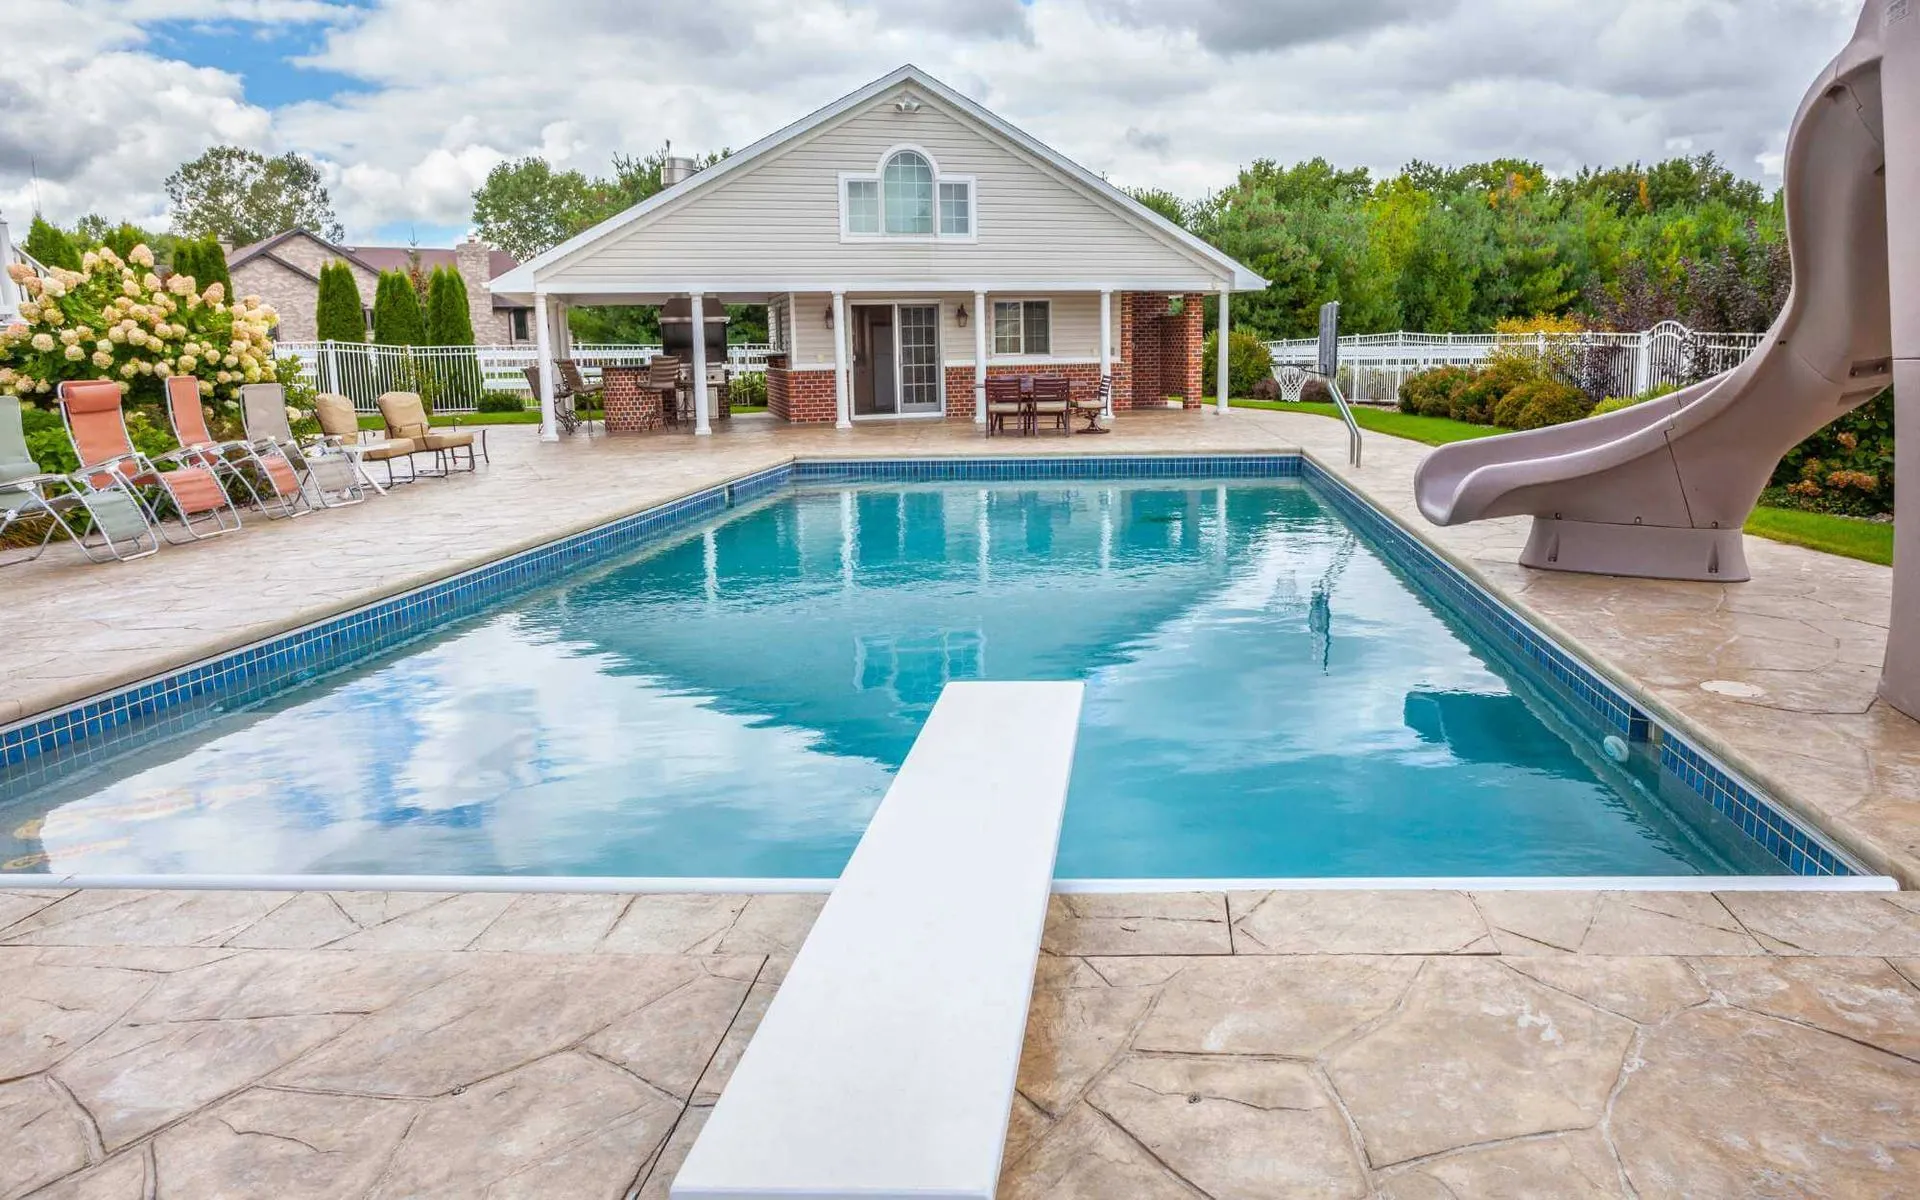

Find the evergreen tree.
xmin=425 ymin=266 xmax=474 ymax=345
xmin=187 ymin=235 xmax=231 ymax=292
xmin=23 ymin=217 xmax=81 ymax=270
xmin=371 ymin=269 xmax=425 ymax=346
xmin=315 ymin=261 xmax=366 ymax=343
xmin=169 ymin=239 xmax=202 ymax=287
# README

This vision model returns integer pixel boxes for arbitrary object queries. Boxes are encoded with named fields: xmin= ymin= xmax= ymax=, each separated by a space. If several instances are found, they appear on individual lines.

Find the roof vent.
xmin=894 ymin=94 xmax=924 ymax=113
xmin=660 ymin=156 xmax=698 ymax=186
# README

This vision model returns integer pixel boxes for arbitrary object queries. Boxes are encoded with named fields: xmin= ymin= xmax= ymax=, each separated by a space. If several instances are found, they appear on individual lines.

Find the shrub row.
xmin=1396 ymin=357 xmax=1593 ymax=431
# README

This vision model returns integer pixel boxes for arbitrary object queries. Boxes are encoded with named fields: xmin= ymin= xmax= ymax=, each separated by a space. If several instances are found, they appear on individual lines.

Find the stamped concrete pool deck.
xmin=2 ymin=886 xmax=1917 ymax=1197
xmin=4 ymin=410 xmax=1920 ymax=1196
xmin=3 ymin=406 xmax=1917 ymax=883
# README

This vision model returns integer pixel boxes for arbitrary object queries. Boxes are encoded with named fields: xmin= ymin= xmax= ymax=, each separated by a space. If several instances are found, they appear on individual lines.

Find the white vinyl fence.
xmin=1267 ymin=322 xmax=1767 ymax=403
xmin=273 ymin=341 xmax=776 ymax=413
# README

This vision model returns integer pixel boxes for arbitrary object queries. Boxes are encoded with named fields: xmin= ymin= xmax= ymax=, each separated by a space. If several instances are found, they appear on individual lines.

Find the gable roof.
xmin=229 ymin=231 xmax=531 ymax=308
xmin=229 ymin=229 xmax=372 ymax=274
xmin=490 ymin=65 xmax=1265 ymax=296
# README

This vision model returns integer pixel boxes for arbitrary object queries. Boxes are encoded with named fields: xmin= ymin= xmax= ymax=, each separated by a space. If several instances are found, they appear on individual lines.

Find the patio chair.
xmin=1031 ymin=375 xmax=1072 ymax=435
xmin=556 ymin=360 xmax=601 ymax=437
xmin=1072 ymin=376 xmax=1110 ymax=434
xmin=165 ymin=375 xmax=308 ymax=520
xmin=985 ymin=376 xmax=1026 ymax=436
xmin=522 ymin=365 xmax=580 ymax=436
xmin=242 ymin=383 xmax=368 ymax=503
xmin=1 ymin=393 xmax=158 ymax=564
xmin=57 ymin=379 xmax=241 ymax=543
xmin=307 ymin=393 xmax=384 ymax=502
xmin=648 ymin=356 xmax=685 ymax=426
xmin=377 ymin=391 xmax=476 ymax=476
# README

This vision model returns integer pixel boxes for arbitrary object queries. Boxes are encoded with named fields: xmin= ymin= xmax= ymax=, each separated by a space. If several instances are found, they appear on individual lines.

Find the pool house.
xmin=488 ymin=65 xmax=1267 ymax=438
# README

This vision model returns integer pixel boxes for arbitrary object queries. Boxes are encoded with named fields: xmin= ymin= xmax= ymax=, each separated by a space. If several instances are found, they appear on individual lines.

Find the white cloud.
xmin=0 ymin=0 xmax=1863 ymax=241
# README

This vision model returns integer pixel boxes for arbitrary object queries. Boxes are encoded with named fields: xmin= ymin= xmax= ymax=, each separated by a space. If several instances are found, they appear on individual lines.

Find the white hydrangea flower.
xmin=178 ymin=354 xmax=198 ymax=372
xmin=82 ymin=250 xmax=100 ymax=271
xmin=30 ymin=333 xmax=55 ymax=352
xmin=167 ymin=274 xmax=195 ymax=296
xmin=40 ymin=277 xmax=66 ymax=299
xmin=108 ymin=326 xmax=127 ymax=344
xmin=137 ymin=360 xmax=153 ymax=375
xmin=59 ymin=328 xmax=80 ymax=345
xmin=129 ymin=245 xmax=155 ymax=268
xmin=91 ymin=350 xmax=113 ymax=368
xmin=121 ymin=362 xmax=139 ymax=378
xmin=202 ymin=283 xmax=225 ymax=304
xmin=4 ymin=263 xmax=33 ymax=285
xmin=285 ymin=405 xmax=301 ymax=423
xmin=116 ymin=381 xmax=130 ymax=395
xmin=16 ymin=302 xmax=39 ymax=323
xmin=223 ymin=354 xmax=238 ymax=367
xmin=96 ymin=339 xmax=112 ymax=352
xmin=64 ymin=344 xmax=84 ymax=361
xmin=200 ymin=381 xmax=216 ymax=397
xmin=0 ymin=368 xmax=14 ymax=385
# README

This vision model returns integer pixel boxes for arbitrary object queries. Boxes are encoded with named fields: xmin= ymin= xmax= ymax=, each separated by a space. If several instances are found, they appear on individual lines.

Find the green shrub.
xmin=1202 ymin=330 xmax=1274 ymax=398
xmin=1398 ymin=365 xmax=1473 ymax=417
xmin=1455 ymin=357 xmax=1540 ymax=425
xmin=1591 ymin=382 xmax=1680 ymax=417
xmin=1300 ymin=377 xmax=1332 ymax=404
xmin=476 ymin=393 xmax=524 ymax=413
xmin=729 ymin=371 xmax=768 ymax=407
xmin=1496 ymin=378 xmax=1593 ymax=430
xmin=22 ymin=217 xmax=81 ymax=270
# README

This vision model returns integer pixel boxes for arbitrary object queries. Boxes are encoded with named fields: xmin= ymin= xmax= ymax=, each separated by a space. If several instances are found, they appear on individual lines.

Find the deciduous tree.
xmin=165 ymin=146 xmax=344 ymax=245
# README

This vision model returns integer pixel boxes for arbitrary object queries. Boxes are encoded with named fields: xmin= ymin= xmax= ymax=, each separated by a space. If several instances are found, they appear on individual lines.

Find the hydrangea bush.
xmin=0 ymin=243 xmax=278 ymax=425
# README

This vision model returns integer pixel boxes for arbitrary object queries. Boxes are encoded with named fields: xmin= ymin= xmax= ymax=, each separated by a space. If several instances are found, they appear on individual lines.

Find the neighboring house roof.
xmin=227 ymin=231 xmax=531 ymax=308
xmin=490 ymin=64 xmax=1267 ymax=297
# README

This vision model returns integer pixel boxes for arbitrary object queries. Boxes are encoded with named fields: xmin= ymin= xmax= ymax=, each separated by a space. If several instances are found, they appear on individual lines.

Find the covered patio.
xmin=507 ymin=284 xmax=1236 ymax=441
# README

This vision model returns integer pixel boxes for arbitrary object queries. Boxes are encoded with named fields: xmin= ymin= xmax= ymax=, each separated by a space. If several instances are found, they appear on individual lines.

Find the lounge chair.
xmin=1 ymin=393 xmax=158 ymax=564
xmin=57 ymin=379 xmax=241 ymax=543
xmin=556 ymin=361 xmax=601 ymax=436
xmin=311 ymin=392 xmax=393 ymax=499
xmin=377 ymin=391 xmax=476 ymax=476
xmin=985 ymin=376 xmax=1026 ymax=436
xmin=240 ymin=383 xmax=365 ymax=504
xmin=166 ymin=375 xmax=308 ymax=519
xmin=1031 ymin=375 xmax=1071 ymax=435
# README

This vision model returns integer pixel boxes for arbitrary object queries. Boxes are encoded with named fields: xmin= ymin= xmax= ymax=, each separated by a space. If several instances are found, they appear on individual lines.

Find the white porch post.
xmin=690 ymin=292 xmax=712 ymax=437
xmin=1216 ymin=286 xmax=1231 ymax=413
xmin=534 ymin=289 xmax=558 ymax=442
xmin=973 ymin=289 xmax=988 ymax=426
xmin=833 ymin=290 xmax=851 ymax=429
xmin=1099 ymin=288 xmax=1114 ymax=420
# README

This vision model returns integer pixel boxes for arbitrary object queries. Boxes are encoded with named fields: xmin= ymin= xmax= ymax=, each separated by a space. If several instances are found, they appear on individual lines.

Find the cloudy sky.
xmin=2 ymin=0 xmax=1863 ymax=246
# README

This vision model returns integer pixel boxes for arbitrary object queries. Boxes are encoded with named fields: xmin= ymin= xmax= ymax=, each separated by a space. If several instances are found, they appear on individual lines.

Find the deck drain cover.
xmin=1701 ymin=679 xmax=1767 ymax=699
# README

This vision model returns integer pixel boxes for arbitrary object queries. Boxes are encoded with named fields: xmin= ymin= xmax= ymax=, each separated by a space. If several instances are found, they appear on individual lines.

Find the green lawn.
xmin=1229 ymin=398 xmax=1509 ymax=446
xmin=1742 ymin=507 xmax=1893 ymax=566
xmin=1233 ymin=398 xmax=1895 ymax=567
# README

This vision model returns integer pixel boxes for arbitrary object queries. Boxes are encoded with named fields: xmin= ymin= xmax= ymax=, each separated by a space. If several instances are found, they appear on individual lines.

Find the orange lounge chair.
xmin=165 ymin=375 xmax=308 ymax=519
xmin=57 ymin=379 xmax=241 ymax=543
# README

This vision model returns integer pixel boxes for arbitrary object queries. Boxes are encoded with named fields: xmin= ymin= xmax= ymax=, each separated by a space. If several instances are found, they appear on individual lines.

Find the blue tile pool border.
xmin=0 ymin=452 xmax=1862 ymax=877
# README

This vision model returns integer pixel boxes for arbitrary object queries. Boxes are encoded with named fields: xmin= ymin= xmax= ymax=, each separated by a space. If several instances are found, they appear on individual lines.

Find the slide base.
xmin=1520 ymin=518 xmax=1751 ymax=583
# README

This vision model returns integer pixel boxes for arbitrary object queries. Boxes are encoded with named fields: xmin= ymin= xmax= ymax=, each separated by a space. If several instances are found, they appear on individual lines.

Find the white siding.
xmin=784 ymin=291 xmax=1117 ymax=368
xmin=543 ymin=91 xmax=1227 ymax=292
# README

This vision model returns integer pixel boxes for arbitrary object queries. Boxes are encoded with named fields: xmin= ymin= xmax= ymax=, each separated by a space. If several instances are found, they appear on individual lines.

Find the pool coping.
xmin=0 ymin=449 xmax=1896 ymax=887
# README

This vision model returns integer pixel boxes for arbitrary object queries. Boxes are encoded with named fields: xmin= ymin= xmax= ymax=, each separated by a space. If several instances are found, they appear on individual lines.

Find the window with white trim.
xmin=843 ymin=148 xmax=973 ymax=239
xmin=992 ymin=300 xmax=1050 ymax=355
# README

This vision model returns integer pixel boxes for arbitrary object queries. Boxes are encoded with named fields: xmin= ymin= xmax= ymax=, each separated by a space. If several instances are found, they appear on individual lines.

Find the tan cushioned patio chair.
xmin=377 ymin=392 xmax=477 ymax=476
xmin=317 ymin=393 xmax=409 ymax=461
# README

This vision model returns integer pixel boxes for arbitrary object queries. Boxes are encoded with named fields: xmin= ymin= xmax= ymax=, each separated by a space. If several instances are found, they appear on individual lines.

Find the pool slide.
xmin=1415 ymin=0 xmax=1912 ymax=587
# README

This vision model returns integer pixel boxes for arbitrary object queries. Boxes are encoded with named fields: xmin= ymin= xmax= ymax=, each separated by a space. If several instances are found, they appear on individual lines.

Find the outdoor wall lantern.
xmin=956 ymin=303 xmax=969 ymax=328
xmin=823 ymin=303 xmax=834 ymax=329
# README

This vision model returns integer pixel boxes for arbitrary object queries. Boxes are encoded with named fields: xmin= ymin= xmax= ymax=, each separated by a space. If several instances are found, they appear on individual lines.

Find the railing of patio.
xmin=1266 ymin=324 xmax=1767 ymax=403
xmin=273 ymin=341 xmax=777 ymax=413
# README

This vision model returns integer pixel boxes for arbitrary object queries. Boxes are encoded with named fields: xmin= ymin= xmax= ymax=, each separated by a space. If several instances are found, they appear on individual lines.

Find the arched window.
xmin=843 ymin=147 xmax=973 ymax=239
xmin=882 ymin=151 xmax=934 ymax=234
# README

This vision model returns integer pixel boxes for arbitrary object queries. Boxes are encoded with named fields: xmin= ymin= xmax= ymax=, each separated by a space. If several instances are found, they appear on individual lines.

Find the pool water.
xmin=2 ymin=480 xmax=1780 ymax=878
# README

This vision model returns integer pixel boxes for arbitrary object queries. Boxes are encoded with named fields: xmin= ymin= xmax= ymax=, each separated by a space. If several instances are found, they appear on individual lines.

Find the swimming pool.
xmin=0 ymin=459 xmax=1844 ymax=880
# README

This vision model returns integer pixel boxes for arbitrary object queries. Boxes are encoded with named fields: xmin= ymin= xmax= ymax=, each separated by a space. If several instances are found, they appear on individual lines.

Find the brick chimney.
xmin=454 ymin=235 xmax=497 ymax=344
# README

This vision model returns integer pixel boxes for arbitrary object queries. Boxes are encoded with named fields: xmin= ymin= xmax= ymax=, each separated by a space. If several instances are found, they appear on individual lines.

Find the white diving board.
xmin=672 ymin=681 xmax=1085 ymax=1200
